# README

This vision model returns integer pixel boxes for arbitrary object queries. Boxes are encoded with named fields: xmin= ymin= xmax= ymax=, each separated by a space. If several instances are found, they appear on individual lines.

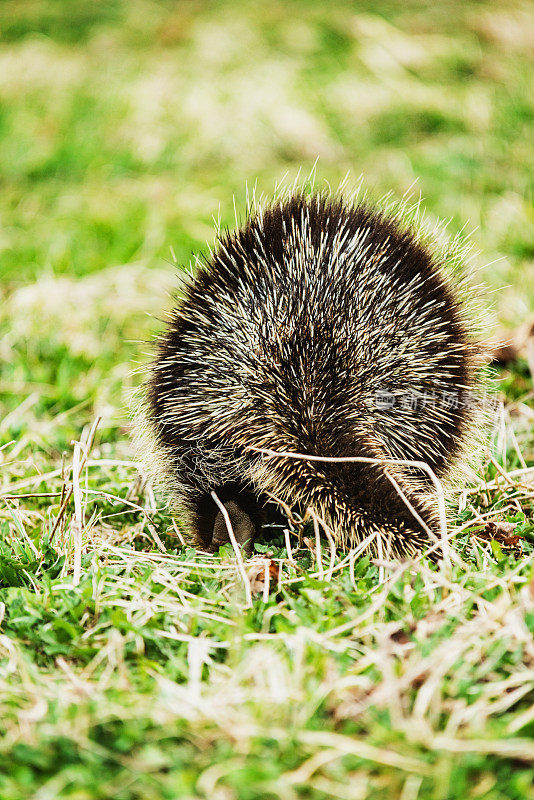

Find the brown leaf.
xmin=248 ymin=559 xmax=280 ymax=596
xmin=390 ymin=626 xmax=412 ymax=645
xmin=303 ymin=536 xmax=316 ymax=554
xmin=479 ymin=519 xmax=520 ymax=546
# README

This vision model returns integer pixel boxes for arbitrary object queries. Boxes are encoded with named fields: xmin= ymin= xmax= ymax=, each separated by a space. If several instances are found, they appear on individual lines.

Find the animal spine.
xmin=135 ymin=191 xmax=485 ymax=557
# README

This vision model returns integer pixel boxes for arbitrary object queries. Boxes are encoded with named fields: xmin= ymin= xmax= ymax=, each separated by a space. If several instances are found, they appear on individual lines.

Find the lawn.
xmin=1 ymin=1 xmax=534 ymax=798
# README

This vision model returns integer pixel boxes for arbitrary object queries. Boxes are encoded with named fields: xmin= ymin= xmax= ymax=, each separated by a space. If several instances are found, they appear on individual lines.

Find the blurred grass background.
xmin=1 ymin=0 xmax=532 ymax=284
xmin=1 ymin=3 xmax=534 ymax=799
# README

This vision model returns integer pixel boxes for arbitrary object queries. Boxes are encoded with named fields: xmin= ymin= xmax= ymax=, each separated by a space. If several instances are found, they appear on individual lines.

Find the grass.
xmin=1 ymin=0 xmax=534 ymax=797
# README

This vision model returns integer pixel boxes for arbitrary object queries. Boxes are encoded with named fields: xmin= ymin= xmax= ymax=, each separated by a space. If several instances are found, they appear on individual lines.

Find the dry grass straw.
xmin=1 ymin=391 xmax=532 ymax=794
xmin=252 ymin=446 xmax=453 ymax=568
xmin=25 ymin=407 xmax=528 ymax=618
xmin=1 ymin=452 xmax=533 ymax=790
xmin=51 ymin=416 xmax=101 ymax=545
xmin=6 ymin=549 xmax=529 ymax=780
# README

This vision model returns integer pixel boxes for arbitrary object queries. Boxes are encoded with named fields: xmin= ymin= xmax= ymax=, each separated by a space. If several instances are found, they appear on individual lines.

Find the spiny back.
xmin=143 ymin=193 xmax=483 ymax=555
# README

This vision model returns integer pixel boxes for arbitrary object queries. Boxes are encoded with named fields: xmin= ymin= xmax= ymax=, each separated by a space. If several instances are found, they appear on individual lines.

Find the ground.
xmin=1 ymin=1 xmax=534 ymax=798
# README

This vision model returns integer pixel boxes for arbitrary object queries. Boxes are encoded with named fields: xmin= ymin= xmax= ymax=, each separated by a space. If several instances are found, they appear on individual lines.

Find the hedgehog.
xmin=133 ymin=190 xmax=486 ymax=558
